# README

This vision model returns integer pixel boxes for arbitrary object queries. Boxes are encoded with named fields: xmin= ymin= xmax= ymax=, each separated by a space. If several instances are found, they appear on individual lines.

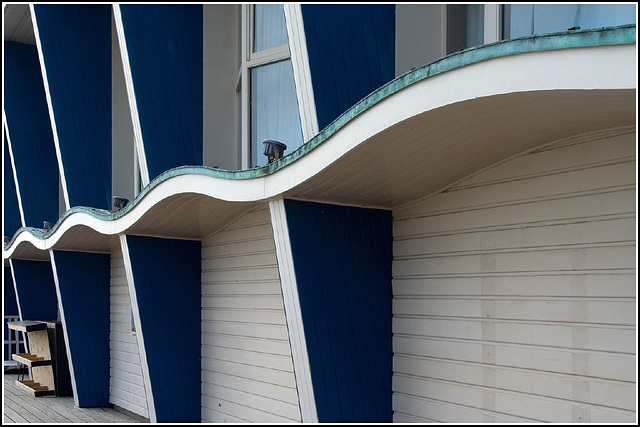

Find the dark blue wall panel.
xmin=4 ymin=132 xmax=22 ymax=237
xmin=125 ymin=235 xmax=201 ymax=422
xmin=4 ymin=267 xmax=19 ymax=316
xmin=11 ymin=260 xmax=58 ymax=322
xmin=52 ymin=251 xmax=110 ymax=407
xmin=120 ymin=5 xmax=203 ymax=181
xmin=302 ymin=5 xmax=395 ymax=131
xmin=283 ymin=199 xmax=393 ymax=422
xmin=3 ymin=42 xmax=59 ymax=228
xmin=4 ymin=267 xmax=24 ymax=359
xmin=33 ymin=5 xmax=112 ymax=210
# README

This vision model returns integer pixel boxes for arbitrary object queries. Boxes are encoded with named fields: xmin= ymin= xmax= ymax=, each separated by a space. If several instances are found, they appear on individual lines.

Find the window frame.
xmin=237 ymin=4 xmax=293 ymax=169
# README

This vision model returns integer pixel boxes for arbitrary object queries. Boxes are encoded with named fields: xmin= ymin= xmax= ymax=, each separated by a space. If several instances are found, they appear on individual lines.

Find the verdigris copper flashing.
xmin=4 ymin=25 xmax=636 ymax=252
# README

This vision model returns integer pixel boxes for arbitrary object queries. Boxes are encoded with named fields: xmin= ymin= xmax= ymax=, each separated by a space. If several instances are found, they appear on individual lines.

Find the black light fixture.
xmin=43 ymin=221 xmax=54 ymax=231
xmin=263 ymin=139 xmax=287 ymax=164
xmin=112 ymin=196 xmax=129 ymax=212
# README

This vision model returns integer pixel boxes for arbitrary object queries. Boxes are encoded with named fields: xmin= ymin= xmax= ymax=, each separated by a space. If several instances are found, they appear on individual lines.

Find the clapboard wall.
xmin=201 ymin=205 xmax=301 ymax=423
xmin=391 ymin=127 xmax=636 ymax=423
xmin=109 ymin=248 xmax=149 ymax=419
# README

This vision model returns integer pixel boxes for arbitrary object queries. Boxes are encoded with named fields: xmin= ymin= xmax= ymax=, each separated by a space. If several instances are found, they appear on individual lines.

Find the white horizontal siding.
xmin=392 ymin=127 xmax=636 ymax=423
xmin=201 ymin=205 xmax=301 ymax=423
xmin=109 ymin=248 xmax=149 ymax=419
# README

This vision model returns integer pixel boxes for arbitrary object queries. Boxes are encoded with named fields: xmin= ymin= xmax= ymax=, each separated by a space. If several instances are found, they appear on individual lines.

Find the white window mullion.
xmin=247 ymin=45 xmax=290 ymax=68
xmin=484 ymin=4 xmax=502 ymax=44
xmin=240 ymin=5 xmax=250 ymax=170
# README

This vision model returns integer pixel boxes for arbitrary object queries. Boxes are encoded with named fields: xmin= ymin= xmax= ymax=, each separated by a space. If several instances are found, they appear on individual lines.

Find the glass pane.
xmin=447 ymin=5 xmax=485 ymax=54
xmin=504 ymin=4 xmax=636 ymax=39
xmin=250 ymin=60 xmax=303 ymax=167
xmin=254 ymin=4 xmax=288 ymax=52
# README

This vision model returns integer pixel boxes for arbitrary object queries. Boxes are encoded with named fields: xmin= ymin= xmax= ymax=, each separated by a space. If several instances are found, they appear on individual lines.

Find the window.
xmin=503 ymin=4 xmax=636 ymax=39
xmin=237 ymin=4 xmax=303 ymax=168
xmin=446 ymin=5 xmax=485 ymax=54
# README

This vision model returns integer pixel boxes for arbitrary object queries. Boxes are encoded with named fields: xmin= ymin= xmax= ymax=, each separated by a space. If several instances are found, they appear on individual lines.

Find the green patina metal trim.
xmin=4 ymin=25 xmax=635 ymax=251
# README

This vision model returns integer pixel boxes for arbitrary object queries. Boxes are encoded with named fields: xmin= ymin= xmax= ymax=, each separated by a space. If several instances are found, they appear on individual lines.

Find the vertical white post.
xmin=284 ymin=4 xmax=319 ymax=143
xmin=268 ymin=199 xmax=318 ymax=423
xmin=3 ymin=115 xmax=26 ymax=227
xmin=120 ymin=234 xmax=156 ymax=422
xmin=30 ymin=4 xmax=71 ymax=211
xmin=113 ymin=4 xmax=150 ymax=188
xmin=49 ymin=251 xmax=80 ymax=406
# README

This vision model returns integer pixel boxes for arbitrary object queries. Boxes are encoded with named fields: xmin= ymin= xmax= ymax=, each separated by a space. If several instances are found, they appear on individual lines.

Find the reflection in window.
xmin=254 ymin=4 xmax=288 ymax=52
xmin=447 ymin=5 xmax=484 ymax=54
xmin=503 ymin=4 xmax=636 ymax=39
xmin=251 ymin=60 xmax=303 ymax=167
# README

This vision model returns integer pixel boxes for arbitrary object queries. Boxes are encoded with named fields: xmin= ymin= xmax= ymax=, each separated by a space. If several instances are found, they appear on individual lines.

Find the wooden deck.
xmin=3 ymin=373 xmax=143 ymax=423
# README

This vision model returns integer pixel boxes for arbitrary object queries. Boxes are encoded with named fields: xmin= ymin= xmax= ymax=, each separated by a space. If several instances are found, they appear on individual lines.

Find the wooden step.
xmin=15 ymin=380 xmax=55 ymax=397
xmin=12 ymin=353 xmax=52 ymax=367
xmin=7 ymin=321 xmax=48 ymax=333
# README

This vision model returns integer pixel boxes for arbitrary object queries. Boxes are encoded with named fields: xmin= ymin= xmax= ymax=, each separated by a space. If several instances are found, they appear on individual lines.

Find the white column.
xmin=268 ymin=199 xmax=318 ymax=423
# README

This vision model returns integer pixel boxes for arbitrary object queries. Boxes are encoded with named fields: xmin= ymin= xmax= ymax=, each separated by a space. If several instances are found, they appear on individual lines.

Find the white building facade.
xmin=3 ymin=3 xmax=637 ymax=423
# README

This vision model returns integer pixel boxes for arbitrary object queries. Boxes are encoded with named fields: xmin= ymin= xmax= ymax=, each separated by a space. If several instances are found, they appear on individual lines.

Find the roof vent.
xmin=112 ymin=196 xmax=129 ymax=212
xmin=263 ymin=139 xmax=287 ymax=164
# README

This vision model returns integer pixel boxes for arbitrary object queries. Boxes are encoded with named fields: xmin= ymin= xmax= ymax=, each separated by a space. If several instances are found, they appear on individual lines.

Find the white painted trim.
xmin=3 ymin=114 xmax=26 ymax=227
xmin=3 ymin=45 xmax=635 ymax=259
xmin=484 ymin=4 xmax=502 ymax=44
xmin=440 ymin=5 xmax=448 ymax=57
xmin=284 ymin=4 xmax=319 ymax=143
xmin=268 ymin=199 xmax=318 ymax=423
xmin=119 ymin=234 xmax=156 ymax=423
xmin=29 ymin=5 xmax=71 ymax=211
xmin=247 ymin=44 xmax=290 ymax=68
xmin=49 ymin=250 xmax=79 ymax=407
xmin=113 ymin=4 xmax=150 ymax=188
xmin=240 ymin=5 xmax=250 ymax=170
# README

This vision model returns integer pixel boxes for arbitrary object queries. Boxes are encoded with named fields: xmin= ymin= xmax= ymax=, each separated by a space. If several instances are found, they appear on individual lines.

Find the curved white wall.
xmin=391 ymin=127 xmax=636 ymax=423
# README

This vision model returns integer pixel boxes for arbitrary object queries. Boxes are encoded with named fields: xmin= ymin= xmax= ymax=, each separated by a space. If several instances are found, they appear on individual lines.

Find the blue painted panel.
xmin=3 ymin=42 xmax=59 ymax=227
xmin=4 ymin=267 xmax=19 ymax=316
xmin=301 ymin=5 xmax=396 ymax=131
xmin=52 ymin=251 xmax=110 ymax=407
xmin=11 ymin=260 xmax=58 ymax=321
xmin=4 ymin=267 xmax=25 ymax=361
xmin=33 ymin=5 xmax=112 ymax=210
xmin=283 ymin=199 xmax=393 ymax=422
xmin=125 ymin=235 xmax=201 ymax=422
xmin=120 ymin=5 xmax=203 ymax=181
xmin=4 ymin=132 xmax=22 ymax=237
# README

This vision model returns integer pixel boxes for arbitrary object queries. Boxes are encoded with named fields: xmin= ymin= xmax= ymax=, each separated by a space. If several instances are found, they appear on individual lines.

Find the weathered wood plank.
xmin=3 ymin=374 xmax=141 ymax=423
